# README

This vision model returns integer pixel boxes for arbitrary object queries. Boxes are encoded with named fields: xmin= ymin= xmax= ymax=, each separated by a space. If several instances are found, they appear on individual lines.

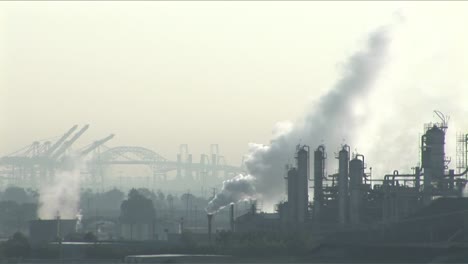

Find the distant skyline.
xmin=2 ymin=1 xmax=468 ymax=173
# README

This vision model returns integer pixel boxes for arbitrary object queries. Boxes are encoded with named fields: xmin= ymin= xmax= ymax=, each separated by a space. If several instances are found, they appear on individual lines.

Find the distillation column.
xmin=349 ymin=155 xmax=364 ymax=225
xmin=313 ymin=145 xmax=326 ymax=221
xmin=338 ymin=145 xmax=350 ymax=225
xmin=296 ymin=145 xmax=310 ymax=223
xmin=421 ymin=125 xmax=446 ymax=204
xmin=287 ymin=167 xmax=299 ymax=223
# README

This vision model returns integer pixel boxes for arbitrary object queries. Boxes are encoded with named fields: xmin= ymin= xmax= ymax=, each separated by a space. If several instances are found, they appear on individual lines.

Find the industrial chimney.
xmin=207 ymin=213 xmax=213 ymax=244
xmin=229 ymin=204 xmax=235 ymax=232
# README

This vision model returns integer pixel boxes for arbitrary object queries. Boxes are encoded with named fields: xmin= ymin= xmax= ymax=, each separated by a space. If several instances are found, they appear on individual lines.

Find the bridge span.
xmin=88 ymin=145 xmax=244 ymax=182
xmin=0 ymin=126 xmax=245 ymax=190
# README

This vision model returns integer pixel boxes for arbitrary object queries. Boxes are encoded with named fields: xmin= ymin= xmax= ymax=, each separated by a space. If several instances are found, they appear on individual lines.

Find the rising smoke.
xmin=207 ymin=25 xmax=393 ymax=213
xmin=38 ymin=154 xmax=82 ymax=219
xmin=206 ymin=174 xmax=256 ymax=214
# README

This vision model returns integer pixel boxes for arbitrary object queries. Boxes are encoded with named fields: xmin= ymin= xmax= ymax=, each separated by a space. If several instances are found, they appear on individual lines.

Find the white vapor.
xmin=38 ymin=154 xmax=81 ymax=219
xmin=207 ymin=24 xmax=393 ymax=213
xmin=206 ymin=174 xmax=256 ymax=214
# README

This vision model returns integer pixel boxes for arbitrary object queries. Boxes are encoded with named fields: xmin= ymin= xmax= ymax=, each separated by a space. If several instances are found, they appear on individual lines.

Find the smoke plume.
xmin=38 ymin=154 xmax=81 ymax=219
xmin=206 ymin=174 xmax=256 ymax=214
xmin=207 ymin=25 xmax=393 ymax=213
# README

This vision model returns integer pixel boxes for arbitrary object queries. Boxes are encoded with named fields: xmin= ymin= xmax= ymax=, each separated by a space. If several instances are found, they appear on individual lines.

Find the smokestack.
xmin=230 ymin=204 xmax=235 ymax=232
xmin=207 ymin=213 xmax=213 ymax=244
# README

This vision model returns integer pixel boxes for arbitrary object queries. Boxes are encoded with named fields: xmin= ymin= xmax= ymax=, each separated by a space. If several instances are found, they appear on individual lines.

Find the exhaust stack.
xmin=207 ymin=213 xmax=213 ymax=244
xmin=230 ymin=204 xmax=235 ymax=232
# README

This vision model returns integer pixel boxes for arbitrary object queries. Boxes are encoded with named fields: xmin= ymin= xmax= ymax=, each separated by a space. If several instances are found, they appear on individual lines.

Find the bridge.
xmin=0 ymin=125 xmax=244 ymax=189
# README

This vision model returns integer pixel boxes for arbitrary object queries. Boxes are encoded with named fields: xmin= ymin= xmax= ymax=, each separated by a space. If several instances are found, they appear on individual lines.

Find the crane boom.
xmin=80 ymin=134 xmax=114 ymax=156
xmin=51 ymin=124 xmax=89 ymax=159
xmin=43 ymin=125 xmax=78 ymax=156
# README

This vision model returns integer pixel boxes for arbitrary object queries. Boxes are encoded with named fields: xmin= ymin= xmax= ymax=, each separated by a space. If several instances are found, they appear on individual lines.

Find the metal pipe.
xmin=207 ymin=213 xmax=213 ymax=244
xmin=230 ymin=204 xmax=235 ymax=232
xmin=453 ymin=168 xmax=468 ymax=177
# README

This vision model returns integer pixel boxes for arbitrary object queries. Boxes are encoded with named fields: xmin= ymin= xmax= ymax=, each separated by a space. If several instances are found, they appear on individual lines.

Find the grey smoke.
xmin=207 ymin=25 xmax=392 ymax=213
xmin=38 ymin=153 xmax=82 ymax=219
xmin=206 ymin=174 xmax=256 ymax=214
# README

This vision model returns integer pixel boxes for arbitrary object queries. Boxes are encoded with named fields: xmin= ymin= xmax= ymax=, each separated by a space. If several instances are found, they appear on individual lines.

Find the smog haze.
xmin=2 ymin=1 xmax=468 ymax=184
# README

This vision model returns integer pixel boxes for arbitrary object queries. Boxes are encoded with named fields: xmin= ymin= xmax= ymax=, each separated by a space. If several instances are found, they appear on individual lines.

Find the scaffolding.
xmin=456 ymin=133 xmax=468 ymax=174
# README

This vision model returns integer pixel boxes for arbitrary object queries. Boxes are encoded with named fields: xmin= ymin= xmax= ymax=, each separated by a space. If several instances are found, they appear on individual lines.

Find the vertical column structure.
xmin=287 ymin=167 xmax=299 ymax=223
xmin=207 ymin=214 xmax=213 ymax=244
xmin=176 ymin=154 xmax=182 ymax=180
xmin=338 ymin=145 xmax=350 ymax=225
xmin=211 ymin=144 xmax=219 ymax=178
xmin=199 ymin=155 xmax=207 ymax=184
xmin=230 ymin=204 xmax=235 ymax=232
xmin=313 ymin=145 xmax=325 ymax=221
xmin=415 ymin=166 xmax=421 ymax=191
xmin=186 ymin=154 xmax=193 ymax=179
xmin=448 ymin=169 xmax=455 ymax=190
xmin=349 ymin=155 xmax=364 ymax=225
xmin=421 ymin=124 xmax=446 ymax=204
xmin=296 ymin=145 xmax=310 ymax=223
xmin=211 ymin=154 xmax=217 ymax=178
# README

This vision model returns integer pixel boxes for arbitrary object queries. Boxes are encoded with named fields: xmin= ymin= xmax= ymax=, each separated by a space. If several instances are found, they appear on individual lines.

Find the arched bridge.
xmin=89 ymin=145 xmax=244 ymax=180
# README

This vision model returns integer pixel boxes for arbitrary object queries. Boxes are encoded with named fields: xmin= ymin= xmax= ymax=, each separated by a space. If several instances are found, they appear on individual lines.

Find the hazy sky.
xmin=1 ymin=1 xmax=468 ymax=171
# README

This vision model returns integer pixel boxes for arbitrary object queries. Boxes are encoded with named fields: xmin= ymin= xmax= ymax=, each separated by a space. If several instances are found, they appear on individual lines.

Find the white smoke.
xmin=354 ymin=11 xmax=468 ymax=177
xmin=76 ymin=209 xmax=84 ymax=232
xmin=206 ymin=174 xmax=256 ymax=214
xmin=207 ymin=25 xmax=393 ymax=213
xmin=38 ymin=154 xmax=82 ymax=219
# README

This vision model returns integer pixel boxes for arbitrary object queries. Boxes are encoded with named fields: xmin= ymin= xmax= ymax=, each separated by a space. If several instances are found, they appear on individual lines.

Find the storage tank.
xmin=338 ymin=145 xmax=350 ymax=225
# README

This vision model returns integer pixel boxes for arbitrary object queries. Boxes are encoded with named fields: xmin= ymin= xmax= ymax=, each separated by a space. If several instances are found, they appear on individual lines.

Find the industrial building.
xmin=233 ymin=112 xmax=468 ymax=243
xmin=29 ymin=219 xmax=77 ymax=245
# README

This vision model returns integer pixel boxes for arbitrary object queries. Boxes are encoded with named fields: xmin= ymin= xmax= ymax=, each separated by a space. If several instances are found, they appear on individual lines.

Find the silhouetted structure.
xmin=233 ymin=111 xmax=468 ymax=250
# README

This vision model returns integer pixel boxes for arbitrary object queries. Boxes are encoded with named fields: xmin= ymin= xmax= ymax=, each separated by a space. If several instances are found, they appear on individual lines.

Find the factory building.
xmin=233 ymin=112 xmax=468 ymax=238
xmin=29 ymin=219 xmax=77 ymax=245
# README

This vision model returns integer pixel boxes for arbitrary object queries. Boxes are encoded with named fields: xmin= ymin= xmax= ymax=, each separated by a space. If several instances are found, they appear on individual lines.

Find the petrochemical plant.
xmin=3 ymin=111 xmax=468 ymax=261
xmin=230 ymin=111 xmax=468 ymax=248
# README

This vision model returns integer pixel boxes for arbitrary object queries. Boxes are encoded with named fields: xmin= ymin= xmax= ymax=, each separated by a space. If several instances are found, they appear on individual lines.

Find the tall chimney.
xmin=207 ymin=213 xmax=213 ymax=244
xmin=230 ymin=204 xmax=235 ymax=232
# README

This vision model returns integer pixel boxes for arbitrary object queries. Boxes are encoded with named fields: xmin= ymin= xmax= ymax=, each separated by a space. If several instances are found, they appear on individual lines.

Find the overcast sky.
xmin=1 ymin=2 xmax=468 ymax=172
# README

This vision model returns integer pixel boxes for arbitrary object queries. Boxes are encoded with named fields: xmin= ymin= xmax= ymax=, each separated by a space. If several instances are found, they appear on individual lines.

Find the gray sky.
xmin=1 ymin=1 xmax=468 ymax=171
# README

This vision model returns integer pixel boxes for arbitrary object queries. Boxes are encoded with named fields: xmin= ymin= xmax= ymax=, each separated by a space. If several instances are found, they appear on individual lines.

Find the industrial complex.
xmin=2 ymin=111 xmax=468 ymax=262
xmin=226 ymin=111 xmax=468 ymax=252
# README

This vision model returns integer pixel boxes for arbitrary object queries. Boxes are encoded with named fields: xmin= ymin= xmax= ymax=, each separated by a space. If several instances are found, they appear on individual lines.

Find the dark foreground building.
xmin=29 ymin=219 xmax=77 ymax=245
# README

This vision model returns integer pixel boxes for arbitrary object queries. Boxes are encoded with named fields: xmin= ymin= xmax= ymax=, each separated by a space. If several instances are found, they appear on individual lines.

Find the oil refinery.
xmin=2 ymin=111 xmax=468 ymax=262
xmin=229 ymin=110 xmax=468 ymax=251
